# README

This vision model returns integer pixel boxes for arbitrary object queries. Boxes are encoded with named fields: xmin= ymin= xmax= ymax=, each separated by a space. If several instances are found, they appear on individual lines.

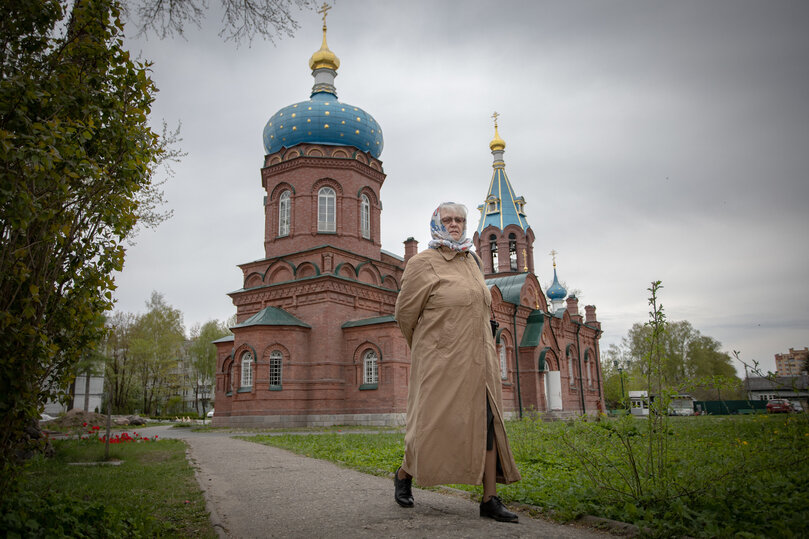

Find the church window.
xmin=363 ymin=349 xmax=378 ymax=385
xmin=318 ymin=187 xmax=336 ymax=232
xmin=240 ymin=352 xmax=253 ymax=388
xmin=499 ymin=341 xmax=508 ymax=380
xmin=567 ymin=349 xmax=575 ymax=387
xmin=489 ymin=234 xmax=498 ymax=273
xmin=227 ymin=364 xmax=233 ymax=394
xmin=279 ymin=190 xmax=291 ymax=237
xmin=587 ymin=358 xmax=592 ymax=387
xmin=269 ymin=351 xmax=283 ymax=389
xmin=508 ymin=233 xmax=517 ymax=271
xmin=360 ymin=194 xmax=370 ymax=239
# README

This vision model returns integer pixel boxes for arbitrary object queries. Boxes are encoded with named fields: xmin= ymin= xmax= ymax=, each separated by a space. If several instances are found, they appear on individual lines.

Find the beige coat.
xmin=394 ymin=247 xmax=521 ymax=487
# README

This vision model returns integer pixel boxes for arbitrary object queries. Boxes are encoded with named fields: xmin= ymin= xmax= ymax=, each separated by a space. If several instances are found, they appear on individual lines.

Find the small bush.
xmin=0 ymin=489 xmax=143 ymax=538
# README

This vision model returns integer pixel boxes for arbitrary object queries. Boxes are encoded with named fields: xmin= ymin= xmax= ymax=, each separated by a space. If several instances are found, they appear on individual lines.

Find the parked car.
xmin=790 ymin=401 xmax=804 ymax=413
xmin=206 ymin=409 xmax=215 ymax=418
xmin=766 ymin=399 xmax=792 ymax=413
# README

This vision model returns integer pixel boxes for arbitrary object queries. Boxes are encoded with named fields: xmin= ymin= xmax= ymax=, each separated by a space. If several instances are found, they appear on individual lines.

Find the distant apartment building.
xmin=42 ymin=372 xmax=105 ymax=416
xmin=775 ymin=347 xmax=808 ymax=376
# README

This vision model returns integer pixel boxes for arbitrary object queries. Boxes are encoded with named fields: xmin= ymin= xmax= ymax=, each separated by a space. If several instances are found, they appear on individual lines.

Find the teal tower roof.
xmin=476 ymin=117 xmax=529 ymax=234
xmin=262 ymin=9 xmax=383 ymax=158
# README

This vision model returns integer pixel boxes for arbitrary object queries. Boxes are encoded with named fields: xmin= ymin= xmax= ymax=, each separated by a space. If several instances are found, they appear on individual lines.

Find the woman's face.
xmin=440 ymin=209 xmax=466 ymax=242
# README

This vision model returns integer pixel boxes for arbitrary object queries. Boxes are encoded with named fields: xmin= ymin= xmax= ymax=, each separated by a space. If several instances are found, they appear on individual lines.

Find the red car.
xmin=766 ymin=399 xmax=792 ymax=413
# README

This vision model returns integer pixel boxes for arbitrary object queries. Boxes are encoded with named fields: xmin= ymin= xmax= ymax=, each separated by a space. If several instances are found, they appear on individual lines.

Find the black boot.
xmin=394 ymin=467 xmax=414 ymax=507
xmin=480 ymin=496 xmax=518 ymax=523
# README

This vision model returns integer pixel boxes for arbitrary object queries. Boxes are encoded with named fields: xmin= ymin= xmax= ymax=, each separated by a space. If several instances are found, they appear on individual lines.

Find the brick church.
xmin=212 ymin=12 xmax=604 ymax=427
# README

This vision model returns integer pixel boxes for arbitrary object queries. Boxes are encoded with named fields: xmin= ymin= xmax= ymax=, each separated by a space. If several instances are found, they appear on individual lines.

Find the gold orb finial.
xmin=489 ymin=111 xmax=506 ymax=152
xmin=309 ymin=3 xmax=340 ymax=72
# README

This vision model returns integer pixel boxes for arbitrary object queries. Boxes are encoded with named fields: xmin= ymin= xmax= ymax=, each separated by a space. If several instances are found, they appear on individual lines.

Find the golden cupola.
xmin=309 ymin=20 xmax=340 ymax=72
xmin=489 ymin=122 xmax=506 ymax=152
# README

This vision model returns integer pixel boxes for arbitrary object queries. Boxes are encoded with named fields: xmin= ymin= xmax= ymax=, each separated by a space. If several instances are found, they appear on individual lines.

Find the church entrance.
xmin=545 ymin=370 xmax=562 ymax=411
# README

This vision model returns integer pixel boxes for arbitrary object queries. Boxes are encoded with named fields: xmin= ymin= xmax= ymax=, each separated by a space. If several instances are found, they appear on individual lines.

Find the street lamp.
xmin=614 ymin=360 xmax=625 ymax=408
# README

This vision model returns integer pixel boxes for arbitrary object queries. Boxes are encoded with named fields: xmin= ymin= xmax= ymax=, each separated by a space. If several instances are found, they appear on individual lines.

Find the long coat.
xmin=394 ymin=246 xmax=521 ymax=487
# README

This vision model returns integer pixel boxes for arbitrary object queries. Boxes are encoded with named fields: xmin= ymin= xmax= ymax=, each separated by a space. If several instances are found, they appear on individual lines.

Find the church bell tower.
xmin=472 ymin=114 xmax=535 ymax=277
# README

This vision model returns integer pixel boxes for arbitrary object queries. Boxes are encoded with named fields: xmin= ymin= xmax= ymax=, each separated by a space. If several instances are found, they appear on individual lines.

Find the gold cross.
xmin=491 ymin=111 xmax=500 ymax=128
xmin=549 ymin=249 xmax=558 ymax=267
xmin=317 ymin=2 xmax=332 ymax=25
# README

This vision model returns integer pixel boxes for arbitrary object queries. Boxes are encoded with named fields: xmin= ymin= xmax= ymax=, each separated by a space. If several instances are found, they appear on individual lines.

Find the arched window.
xmin=567 ymin=349 xmax=575 ymax=387
xmin=360 ymin=194 xmax=370 ymax=239
xmin=586 ymin=355 xmax=593 ymax=387
xmin=363 ymin=349 xmax=378 ymax=384
xmin=278 ymin=190 xmax=291 ymax=237
xmin=508 ymin=232 xmax=517 ymax=271
xmin=269 ymin=350 xmax=283 ymax=389
xmin=240 ymin=352 xmax=253 ymax=388
xmin=318 ymin=187 xmax=336 ymax=232
xmin=499 ymin=341 xmax=508 ymax=380
xmin=227 ymin=363 xmax=233 ymax=394
xmin=489 ymin=234 xmax=498 ymax=273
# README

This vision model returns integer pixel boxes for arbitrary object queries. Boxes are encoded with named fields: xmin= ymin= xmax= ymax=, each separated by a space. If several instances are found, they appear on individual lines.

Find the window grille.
xmin=360 ymin=194 xmax=370 ymax=239
xmin=240 ymin=352 xmax=253 ymax=387
xmin=279 ymin=190 xmax=290 ymax=236
xmin=499 ymin=342 xmax=508 ymax=380
xmin=568 ymin=351 xmax=575 ymax=387
xmin=363 ymin=350 xmax=378 ymax=384
xmin=318 ymin=187 xmax=336 ymax=232
xmin=269 ymin=351 xmax=282 ymax=388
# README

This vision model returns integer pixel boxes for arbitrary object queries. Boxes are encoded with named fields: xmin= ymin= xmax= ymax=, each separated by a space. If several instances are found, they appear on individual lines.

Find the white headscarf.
xmin=427 ymin=203 xmax=474 ymax=252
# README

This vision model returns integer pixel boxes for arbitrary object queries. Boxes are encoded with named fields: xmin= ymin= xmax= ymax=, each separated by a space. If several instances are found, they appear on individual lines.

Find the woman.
xmin=393 ymin=202 xmax=521 ymax=523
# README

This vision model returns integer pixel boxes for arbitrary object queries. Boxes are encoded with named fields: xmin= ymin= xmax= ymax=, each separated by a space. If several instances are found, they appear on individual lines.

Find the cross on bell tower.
xmin=472 ymin=114 xmax=535 ymax=276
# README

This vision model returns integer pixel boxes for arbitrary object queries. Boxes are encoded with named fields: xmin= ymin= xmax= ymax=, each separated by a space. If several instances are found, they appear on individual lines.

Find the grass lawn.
xmin=2 ymin=437 xmax=216 ymax=538
xmin=245 ymin=413 xmax=809 ymax=538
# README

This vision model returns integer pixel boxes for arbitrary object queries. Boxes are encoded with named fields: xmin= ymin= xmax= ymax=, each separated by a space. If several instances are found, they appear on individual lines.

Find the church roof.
xmin=485 ymin=273 xmax=530 ymax=305
xmin=262 ymin=12 xmax=383 ymax=158
xmin=476 ymin=121 xmax=529 ymax=234
xmin=231 ymin=307 xmax=311 ymax=329
xmin=519 ymin=310 xmax=545 ymax=347
xmin=341 ymin=315 xmax=396 ymax=328
xmin=212 ymin=335 xmax=234 ymax=344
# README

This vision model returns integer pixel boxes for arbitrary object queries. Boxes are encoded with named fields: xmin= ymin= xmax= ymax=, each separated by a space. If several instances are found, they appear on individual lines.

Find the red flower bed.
xmin=81 ymin=425 xmax=159 ymax=443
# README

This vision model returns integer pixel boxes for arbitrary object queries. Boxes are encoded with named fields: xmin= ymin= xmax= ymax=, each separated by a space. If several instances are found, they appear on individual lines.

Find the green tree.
xmin=188 ymin=319 xmax=231 ymax=415
xmin=600 ymin=343 xmax=629 ymax=409
xmin=130 ymin=291 xmax=185 ymax=415
xmin=619 ymin=319 xmax=741 ymax=400
xmin=102 ymin=311 xmax=140 ymax=413
xmin=0 ymin=0 xmax=166 ymax=491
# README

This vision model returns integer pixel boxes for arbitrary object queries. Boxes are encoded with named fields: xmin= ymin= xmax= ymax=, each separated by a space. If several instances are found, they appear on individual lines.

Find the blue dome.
xmin=546 ymin=267 xmax=567 ymax=300
xmin=263 ymin=91 xmax=383 ymax=158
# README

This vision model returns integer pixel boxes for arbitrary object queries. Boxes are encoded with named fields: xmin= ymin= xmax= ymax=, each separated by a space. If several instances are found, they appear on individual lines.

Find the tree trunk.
xmin=83 ymin=370 xmax=91 ymax=411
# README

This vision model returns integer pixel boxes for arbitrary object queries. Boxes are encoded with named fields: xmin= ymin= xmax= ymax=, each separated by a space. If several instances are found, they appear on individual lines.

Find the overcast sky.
xmin=114 ymin=0 xmax=809 ymax=375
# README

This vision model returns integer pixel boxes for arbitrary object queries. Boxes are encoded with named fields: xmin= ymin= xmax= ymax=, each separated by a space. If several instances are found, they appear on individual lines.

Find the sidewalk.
xmin=139 ymin=425 xmax=612 ymax=538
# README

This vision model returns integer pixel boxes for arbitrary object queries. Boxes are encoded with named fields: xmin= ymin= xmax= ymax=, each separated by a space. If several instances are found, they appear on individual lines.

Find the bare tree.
xmin=129 ymin=0 xmax=314 ymax=44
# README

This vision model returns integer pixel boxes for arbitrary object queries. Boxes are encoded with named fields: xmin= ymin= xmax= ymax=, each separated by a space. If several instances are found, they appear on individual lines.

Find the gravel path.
xmin=136 ymin=424 xmax=614 ymax=538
